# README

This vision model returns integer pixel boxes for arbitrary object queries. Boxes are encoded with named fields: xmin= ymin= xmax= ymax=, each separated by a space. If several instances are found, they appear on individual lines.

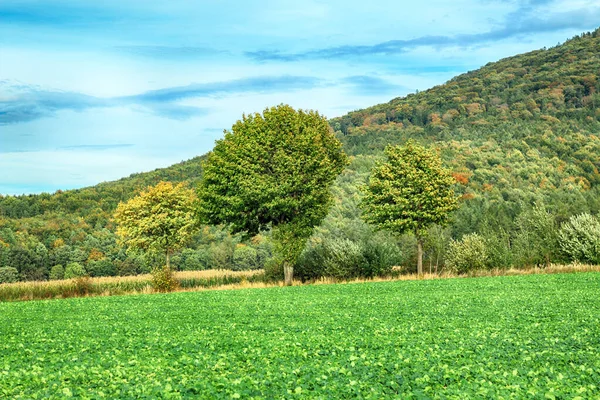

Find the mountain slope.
xmin=330 ymin=28 xmax=600 ymax=225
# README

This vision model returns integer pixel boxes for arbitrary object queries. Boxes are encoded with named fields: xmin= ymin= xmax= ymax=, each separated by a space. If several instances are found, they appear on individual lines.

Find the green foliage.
xmin=232 ymin=245 xmax=260 ymax=271
xmin=49 ymin=264 xmax=64 ymax=280
xmin=512 ymin=205 xmax=559 ymax=266
xmin=296 ymin=237 xmax=402 ymax=281
xmin=0 ymin=267 xmax=19 ymax=284
xmin=64 ymin=262 xmax=86 ymax=279
xmin=479 ymin=227 xmax=513 ymax=269
xmin=361 ymin=141 xmax=459 ymax=236
xmin=150 ymin=266 xmax=179 ymax=293
xmin=558 ymin=213 xmax=600 ymax=264
xmin=198 ymin=104 xmax=348 ymax=280
xmin=114 ymin=181 xmax=198 ymax=268
xmin=361 ymin=141 xmax=459 ymax=273
xmin=446 ymin=233 xmax=488 ymax=274
xmin=86 ymin=259 xmax=116 ymax=277
xmin=1 ymin=273 xmax=599 ymax=397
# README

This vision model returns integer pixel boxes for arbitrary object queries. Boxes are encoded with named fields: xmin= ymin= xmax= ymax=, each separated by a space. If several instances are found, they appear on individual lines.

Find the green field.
xmin=1 ymin=273 xmax=599 ymax=399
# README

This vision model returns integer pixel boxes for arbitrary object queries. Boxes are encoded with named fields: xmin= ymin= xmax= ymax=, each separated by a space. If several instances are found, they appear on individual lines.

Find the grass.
xmin=0 ymin=270 xmax=264 ymax=302
xmin=1 ymin=272 xmax=599 ymax=398
xmin=2 ymin=263 xmax=600 ymax=302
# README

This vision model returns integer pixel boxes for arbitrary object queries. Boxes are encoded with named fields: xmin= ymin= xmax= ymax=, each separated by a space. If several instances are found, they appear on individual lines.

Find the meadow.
xmin=1 ymin=272 xmax=599 ymax=399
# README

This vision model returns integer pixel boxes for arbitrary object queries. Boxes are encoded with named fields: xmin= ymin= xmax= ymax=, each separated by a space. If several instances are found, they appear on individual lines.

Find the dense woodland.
xmin=1 ymin=28 xmax=600 ymax=282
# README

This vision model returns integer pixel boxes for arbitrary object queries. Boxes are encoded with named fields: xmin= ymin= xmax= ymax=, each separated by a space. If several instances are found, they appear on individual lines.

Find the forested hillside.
xmin=1 ymin=28 xmax=599 ymax=281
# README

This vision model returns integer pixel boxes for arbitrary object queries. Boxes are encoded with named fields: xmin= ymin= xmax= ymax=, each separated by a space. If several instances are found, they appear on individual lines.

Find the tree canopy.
xmin=114 ymin=182 xmax=198 ymax=268
xmin=361 ymin=141 xmax=459 ymax=274
xmin=198 ymin=104 xmax=348 ymax=283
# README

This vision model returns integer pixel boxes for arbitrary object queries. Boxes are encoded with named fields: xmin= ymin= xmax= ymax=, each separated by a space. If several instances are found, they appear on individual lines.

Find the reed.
xmin=0 ymin=269 xmax=264 ymax=302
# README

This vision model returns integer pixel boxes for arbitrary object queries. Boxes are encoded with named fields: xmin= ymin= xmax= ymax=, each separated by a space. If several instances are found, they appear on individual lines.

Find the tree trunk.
xmin=283 ymin=263 xmax=294 ymax=286
xmin=166 ymin=252 xmax=170 ymax=269
xmin=417 ymin=238 xmax=423 ymax=276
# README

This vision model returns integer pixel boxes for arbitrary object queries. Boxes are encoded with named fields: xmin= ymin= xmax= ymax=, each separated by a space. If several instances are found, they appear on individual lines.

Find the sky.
xmin=1 ymin=0 xmax=599 ymax=195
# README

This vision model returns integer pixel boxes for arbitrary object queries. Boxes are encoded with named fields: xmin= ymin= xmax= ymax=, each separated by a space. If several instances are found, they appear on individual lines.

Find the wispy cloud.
xmin=246 ymin=6 xmax=600 ymax=61
xmin=0 ymin=76 xmax=326 ymax=124
xmin=127 ymin=76 xmax=325 ymax=103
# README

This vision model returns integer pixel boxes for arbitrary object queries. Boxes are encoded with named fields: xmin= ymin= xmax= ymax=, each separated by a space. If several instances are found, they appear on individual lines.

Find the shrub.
xmin=233 ymin=245 xmax=260 ymax=271
xmin=481 ymin=229 xmax=513 ymax=269
xmin=512 ymin=205 xmax=559 ymax=267
xmin=362 ymin=239 xmax=403 ymax=278
xmin=446 ymin=233 xmax=488 ymax=274
xmin=87 ymin=259 xmax=116 ymax=277
xmin=116 ymin=256 xmax=143 ymax=276
xmin=558 ymin=213 xmax=600 ymax=264
xmin=49 ymin=265 xmax=65 ymax=280
xmin=151 ymin=266 xmax=179 ymax=292
xmin=64 ymin=262 xmax=87 ymax=279
xmin=296 ymin=238 xmax=365 ymax=281
xmin=178 ymin=248 xmax=211 ymax=271
xmin=0 ymin=267 xmax=19 ymax=284
xmin=264 ymin=258 xmax=284 ymax=282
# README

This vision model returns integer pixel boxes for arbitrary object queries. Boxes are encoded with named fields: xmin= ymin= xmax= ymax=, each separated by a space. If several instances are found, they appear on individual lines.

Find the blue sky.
xmin=1 ymin=0 xmax=599 ymax=195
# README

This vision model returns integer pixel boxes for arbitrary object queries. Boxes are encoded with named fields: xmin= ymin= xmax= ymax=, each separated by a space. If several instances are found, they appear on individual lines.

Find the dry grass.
xmin=0 ymin=269 xmax=263 ymax=302
xmin=1 ymin=263 xmax=598 ymax=302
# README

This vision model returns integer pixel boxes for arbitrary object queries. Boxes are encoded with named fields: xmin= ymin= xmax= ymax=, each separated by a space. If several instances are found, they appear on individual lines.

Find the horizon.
xmin=1 ymin=0 xmax=599 ymax=196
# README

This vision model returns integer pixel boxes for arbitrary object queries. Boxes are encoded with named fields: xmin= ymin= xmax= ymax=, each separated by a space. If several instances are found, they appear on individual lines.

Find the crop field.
xmin=1 ymin=273 xmax=599 ymax=399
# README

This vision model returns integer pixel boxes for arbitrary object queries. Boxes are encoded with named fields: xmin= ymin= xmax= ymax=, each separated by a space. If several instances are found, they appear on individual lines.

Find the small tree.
xmin=361 ymin=141 xmax=459 ymax=275
xmin=198 ymin=105 xmax=348 ymax=285
xmin=114 ymin=182 xmax=198 ymax=270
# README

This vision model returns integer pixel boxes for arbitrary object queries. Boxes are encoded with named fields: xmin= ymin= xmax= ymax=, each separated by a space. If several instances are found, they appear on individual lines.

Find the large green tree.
xmin=114 ymin=181 xmax=198 ymax=269
xmin=198 ymin=104 xmax=348 ymax=284
xmin=361 ymin=141 xmax=459 ymax=274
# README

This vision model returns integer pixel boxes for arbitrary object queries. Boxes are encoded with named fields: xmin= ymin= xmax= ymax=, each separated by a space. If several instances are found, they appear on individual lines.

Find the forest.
xmin=1 ymin=28 xmax=600 ymax=283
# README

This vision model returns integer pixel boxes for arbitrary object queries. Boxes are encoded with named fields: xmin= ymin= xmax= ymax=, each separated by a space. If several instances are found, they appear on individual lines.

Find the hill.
xmin=1 ymin=28 xmax=599 ymax=280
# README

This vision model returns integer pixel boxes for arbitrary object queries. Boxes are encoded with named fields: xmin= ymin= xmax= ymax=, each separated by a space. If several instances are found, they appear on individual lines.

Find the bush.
xmin=296 ymin=238 xmax=364 ymax=281
xmin=558 ymin=213 xmax=600 ymax=264
xmin=481 ymin=229 xmax=513 ymax=269
xmin=512 ymin=205 xmax=559 ymax=267
xmin=87 ymin=259 xmax=116 ymax=277
xmin=233 ymin=245 xmax=260 ymax=271
xmin=362 ymin=239 xmax=403 ymax=278
xmin=151 ymin=266 xmax=179 ymax=292
xmin=446 ymin=233 xmax=488 ymax=274
xmin=264 ymin=258 xmax=284 ymax=282
xmin=0 ymin=267 xmax=19 ymax=284
xmin=64 ymin=262 xmax=87 ymax=279
xmin=49 ymin=265 xmax=65 ymax=280
xmin=178 ymin=248 xmax=211 ymax=271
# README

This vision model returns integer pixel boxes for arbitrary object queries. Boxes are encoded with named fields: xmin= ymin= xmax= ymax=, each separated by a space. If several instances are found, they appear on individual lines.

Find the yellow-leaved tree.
xmin=114 ymin=181 xmax=198 ymax=270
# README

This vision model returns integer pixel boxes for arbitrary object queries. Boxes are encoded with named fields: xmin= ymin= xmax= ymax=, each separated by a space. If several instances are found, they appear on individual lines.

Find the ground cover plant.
xmin=1 ymin=272 xmax=599 ymax=398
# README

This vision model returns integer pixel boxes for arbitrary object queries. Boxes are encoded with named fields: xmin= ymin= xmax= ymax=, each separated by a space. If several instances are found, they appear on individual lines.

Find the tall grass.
xmin=0 ymin=270 xmax=264 ymax=302
xmin=1 ymin=263 xmax=598 ymax=302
